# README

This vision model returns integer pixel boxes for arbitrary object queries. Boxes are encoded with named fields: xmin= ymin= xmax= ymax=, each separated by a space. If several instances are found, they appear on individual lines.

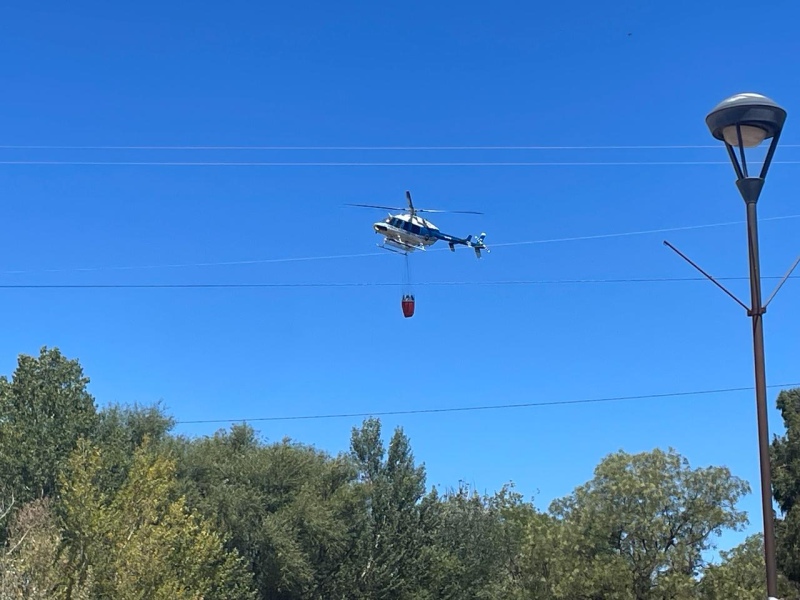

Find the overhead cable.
xmin=491 ymin=214 xmax=800 ymax=248
xmin=0 ymin=275 xmax=795 ymax=289
xmin=175 ymin=382 xmax=800 ymax=424
xmin=2 ymin=214 xmax=799 ymax=276
xmin=1 ymin=143 xmax=800 ymax=151
xmin=3 ymin=160 xmax=800 ymax=167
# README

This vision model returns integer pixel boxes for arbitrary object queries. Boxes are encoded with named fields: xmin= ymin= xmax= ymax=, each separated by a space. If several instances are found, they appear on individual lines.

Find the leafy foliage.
xmin=175 ymin=423 xmax=356 ymax=599
xmin=548 ymin=448 xmax=751 ymax=600
xmin=0 ymin=348 xmax=98 ymax=516
xmin=698 ymin=534 xmax=800 ymax=600
xmin=772 ymin=387 xmax=800 ymax=585
xmin=0 ymin=499 xmax=84 ymax=599
xmin=342 ymin=418 xmax=428 ymax=599
xmin=3 ymin=346 xmax=800 ymax=599
xmin=91 ymin=401 xmax=176 ymax=494
xmin=57 ymin=438 xmax=255 ymax=599
xmin=418 ymin=482 xmax=536 ymax=599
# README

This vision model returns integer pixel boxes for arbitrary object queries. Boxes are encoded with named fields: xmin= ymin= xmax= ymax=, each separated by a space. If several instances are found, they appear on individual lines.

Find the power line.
xmin=491 ymin=214 xmax=800 ymax=248
xmin=2 ymin=214 xmax=798 ymax=276
xmin=0 ymin=251 xmax=388 ymax=275
xmin=1 ymin=144 xmax=800 ymax=150
xmin=4 ymin=160 xmax=800 ymax=167
xmin=175 ymin=382 xmax=800 ymax=424
xmin=0 ymin=276 xmax=794 ymax=289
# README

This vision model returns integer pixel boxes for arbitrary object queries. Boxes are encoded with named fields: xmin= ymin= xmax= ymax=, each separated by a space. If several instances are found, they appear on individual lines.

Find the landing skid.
xmin=378 ymin=239 xmax=425 ymax=255
xmin=377 ymin=243 xmax=409 ymax=255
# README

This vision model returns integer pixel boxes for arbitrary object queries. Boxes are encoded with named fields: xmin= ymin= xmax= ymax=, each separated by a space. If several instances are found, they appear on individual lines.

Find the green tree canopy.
xmin=0 ymin=348 xmax=98 ymax=525
xmin=548 ymin=447 xmax=751 ymax=600
xmin=342 ymin=417 xmax=428 ymax=600
xmin=3 ymin=346 xmax=798 ymax=600
xmin=93 ymin=401 xmax=176 ymax=492
xmin=698 ymin=533 xmax=800 ymax=600
xmin=175 ymin=423 xmax=357 ymax=600
xmin=57 ymin=438 xmax=255 ymax=600
xmin=418 ymin=482 xmax=536 ymax=599
xmin=772 ymin=387 xmax=800 ymax=586
xmin=0 ymin=499 xmax=80 ymax=599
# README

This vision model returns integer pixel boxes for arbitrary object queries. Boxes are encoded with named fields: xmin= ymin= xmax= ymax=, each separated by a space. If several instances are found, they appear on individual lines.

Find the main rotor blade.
xmin=416 ymin=208 xmax=484 ymax=215
xmin=345 ymin=203 xmax=406 ymax=211
xmin=344 ymin=202 xmax=483 ymax=215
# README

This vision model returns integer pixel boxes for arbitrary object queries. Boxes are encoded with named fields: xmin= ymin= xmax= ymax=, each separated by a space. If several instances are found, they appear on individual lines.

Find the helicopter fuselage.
xmin=373 ymin=213 xmax=440 ymax=251
xmin=372 ymin=212 xmax=486 ymax=257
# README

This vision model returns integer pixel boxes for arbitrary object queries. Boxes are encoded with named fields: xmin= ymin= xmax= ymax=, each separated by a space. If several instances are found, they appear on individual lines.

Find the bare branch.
xmin=0 ymin=495 xmax=15 ymax=523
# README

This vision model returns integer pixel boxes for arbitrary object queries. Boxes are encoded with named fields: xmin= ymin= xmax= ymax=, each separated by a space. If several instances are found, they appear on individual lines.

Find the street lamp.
xmin=706 ymin=92 xmax=786 ymax=600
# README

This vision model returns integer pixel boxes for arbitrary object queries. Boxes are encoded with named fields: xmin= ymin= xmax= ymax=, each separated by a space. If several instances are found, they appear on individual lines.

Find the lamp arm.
xmin=760 ymin=129 xmax=782 ymax=180
xmin=764 ymin=254 xmax=800 ymax=308
xmin=663 ymin=240 xmax=751 ymax=312
xmin=724 ymin=142 xmax=745 ymax=180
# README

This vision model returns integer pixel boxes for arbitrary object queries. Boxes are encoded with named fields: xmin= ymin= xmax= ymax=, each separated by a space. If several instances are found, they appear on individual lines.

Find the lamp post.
xmin=706 ymin=92 xmax=787 ymax=600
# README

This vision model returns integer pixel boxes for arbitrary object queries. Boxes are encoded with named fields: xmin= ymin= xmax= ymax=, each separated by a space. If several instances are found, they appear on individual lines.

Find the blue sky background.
xmin=2 ymin=0 xmax=800 ymax=555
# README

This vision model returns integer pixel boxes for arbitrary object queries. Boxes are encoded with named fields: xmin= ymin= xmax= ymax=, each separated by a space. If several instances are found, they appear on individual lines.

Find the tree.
xmin=529 ymin=507 xmax=633 ymax=600
xmin=341 ymin=418 xmax=428 ymax=600
xmin=0 ymin=347 xmax=98 ymax=537
xmin=57 ymin=438 xmax=255 ymax=600
xmin=698 ymin=533 xmax=800 ymax=600
xmin=175 ymin=423 xmax=357 ymax=600
xmin=93 ymin=401 xmax=176 ymax=492
xmin=772 ymin=387 xmax=800 ymax=586
xmin=417 ymin=482 xmax=535 ymax=599
xmin=548 ymin=448 xmax=751 ymax=600
xmin=0 ymin=499 xmax=91 ymax=599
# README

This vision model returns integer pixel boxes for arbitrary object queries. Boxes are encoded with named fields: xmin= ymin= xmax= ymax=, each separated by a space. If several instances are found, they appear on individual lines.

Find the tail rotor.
xmin=470 ymin=233 xmax=488 ymax=258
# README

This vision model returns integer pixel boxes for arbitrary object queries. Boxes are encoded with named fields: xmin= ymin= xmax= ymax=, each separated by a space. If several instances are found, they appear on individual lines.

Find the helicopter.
xmin=347 ymin=191 xmax=489 ymax=258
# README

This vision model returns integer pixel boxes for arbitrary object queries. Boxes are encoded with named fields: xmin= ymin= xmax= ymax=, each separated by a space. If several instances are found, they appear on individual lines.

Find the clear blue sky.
xmin=2 ymin=0 xmax=800 ymax=554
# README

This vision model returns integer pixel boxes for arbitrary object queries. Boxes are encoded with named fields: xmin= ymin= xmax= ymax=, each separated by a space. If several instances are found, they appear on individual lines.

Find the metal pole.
xmin=744 ymin=196 xmax=780 ymax=599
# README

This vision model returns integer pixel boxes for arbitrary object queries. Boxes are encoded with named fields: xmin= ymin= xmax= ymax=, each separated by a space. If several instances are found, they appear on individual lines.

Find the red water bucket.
xmin=401 ymin=294 xmax=415 ymax=318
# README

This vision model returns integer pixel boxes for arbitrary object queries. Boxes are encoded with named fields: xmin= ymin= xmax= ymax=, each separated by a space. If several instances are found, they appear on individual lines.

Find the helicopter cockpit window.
xmin=410 ymin=224 xmax=421 ymax=234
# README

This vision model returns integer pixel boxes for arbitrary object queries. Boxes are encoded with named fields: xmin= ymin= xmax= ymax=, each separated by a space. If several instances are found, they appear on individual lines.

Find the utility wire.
xmin=490 ymin=214 xmax=800 ymax=248
xmin=2 ymin=144 xmax=800 ymax=150
xmin=0 ymin=251 xmax=388 ymax=275
xmin=0 ymin=276 xmax=795 ymax=289
xmin=2 ymin=214 xmax=798 ymax=276
xmin=4 ymin=160 xmax=800 ymax=167
xmin=175 ymin=382 xmax=800 ymax=424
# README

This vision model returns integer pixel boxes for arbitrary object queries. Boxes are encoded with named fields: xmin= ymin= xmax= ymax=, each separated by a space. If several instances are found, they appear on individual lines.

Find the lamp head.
xmin=706 ymin=93 xmax=786 ymax=148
